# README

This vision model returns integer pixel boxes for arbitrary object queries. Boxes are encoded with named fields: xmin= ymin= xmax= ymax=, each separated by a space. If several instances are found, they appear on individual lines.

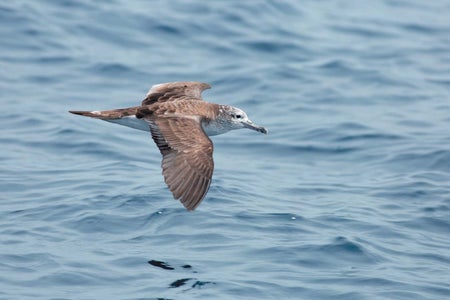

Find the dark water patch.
xmin=153 ymin=24 xmax=183 ymax=36
xmin=90 ymin=62 xmax=139 ymax=76
xmin=26 ymin=75 xmax=60 ymax=84
xmin=169 ymin=278 xmax=192 ymax=288
xmin=336 ymin=122 xmax=372 ymax=131
xmin=330 ymin=25 xmax=397 ymax=39
xmin=239 ymin=40 xmax=299 ymax=54
xmin=146 ymin=259 xmax=213 ymax=291
xmin=397 ymin=119 xmax=434 ymax=128
xmin=335 ymin=132 xmax=404 ymax=142
xmin=191 ymin=280 xmax=215 ymax=288
xmin=53 ymin=0 xmax=96 ymax=10
xmin=317 ymin=236 xmax=379 ymax=264
xmin=400 ymin=23 xmax=443 ymax=34
xmin=422 ymin=204 xmax=450 ymax=213
xmin=149 ymin=260 xmax=174 ymax=270
xmin=36 ymin=55 xmax=72 ymax=64
xmin=318 ymin=59 xmax=354 ymax=74
xmin=148 ymin=259 xmax=192 ymax=271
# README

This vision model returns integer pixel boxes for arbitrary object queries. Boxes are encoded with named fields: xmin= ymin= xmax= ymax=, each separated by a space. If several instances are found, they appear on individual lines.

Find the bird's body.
xmin=70 ymin=82 xmax=267 ymax=210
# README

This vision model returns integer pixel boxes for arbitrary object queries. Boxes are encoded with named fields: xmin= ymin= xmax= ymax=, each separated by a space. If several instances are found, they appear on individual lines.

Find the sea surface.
xmin=1 ymin=1 xmax=450 ymax=299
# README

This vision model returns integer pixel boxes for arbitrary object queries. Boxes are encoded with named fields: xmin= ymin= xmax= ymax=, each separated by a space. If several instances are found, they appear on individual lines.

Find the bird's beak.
xmin=243 ymin=120 xmax=268 ymax=134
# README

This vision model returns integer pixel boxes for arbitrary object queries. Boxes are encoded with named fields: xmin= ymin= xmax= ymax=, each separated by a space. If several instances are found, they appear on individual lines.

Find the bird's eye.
xmin=235 ymin=114 xmax=242 ymax=119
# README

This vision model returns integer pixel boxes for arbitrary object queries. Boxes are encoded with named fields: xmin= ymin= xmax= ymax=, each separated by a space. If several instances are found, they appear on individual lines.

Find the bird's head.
xmin=220 ymin=106 xmax=268 ymax=134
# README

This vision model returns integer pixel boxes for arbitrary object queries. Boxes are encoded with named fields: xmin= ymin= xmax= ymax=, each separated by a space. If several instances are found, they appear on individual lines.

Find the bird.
xmin=69 ymin=81 xmax=267 ymax=210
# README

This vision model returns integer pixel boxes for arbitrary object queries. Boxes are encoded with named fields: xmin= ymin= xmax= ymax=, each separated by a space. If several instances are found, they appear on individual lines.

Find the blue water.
xmin=1 ymin=1 xmax=450 ymax=299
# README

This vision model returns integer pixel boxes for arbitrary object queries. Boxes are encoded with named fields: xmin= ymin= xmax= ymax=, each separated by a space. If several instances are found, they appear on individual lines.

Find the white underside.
xmin=104 ymin=116 xmax=149 ymax=131
xmin=103 ymin=115 xmax=230 ymax=136
xmin=202 ymin=122 xmax=228 ymax=136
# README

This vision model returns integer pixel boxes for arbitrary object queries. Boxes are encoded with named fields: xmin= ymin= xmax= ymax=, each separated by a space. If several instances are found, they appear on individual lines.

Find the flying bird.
xmin=70 ymin=82 xmax=267 ymax=210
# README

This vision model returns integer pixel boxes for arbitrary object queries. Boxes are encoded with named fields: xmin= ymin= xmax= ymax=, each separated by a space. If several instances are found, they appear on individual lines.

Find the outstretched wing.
xmin=148 ymin=116 xmax=214 ymax=210
xmin=142 ymin=82 xmax=211 ymax=106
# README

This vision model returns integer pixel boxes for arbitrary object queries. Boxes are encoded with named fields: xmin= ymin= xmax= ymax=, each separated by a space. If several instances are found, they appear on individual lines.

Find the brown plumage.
xmin=70 ymin=81 xmax=267 ymax=211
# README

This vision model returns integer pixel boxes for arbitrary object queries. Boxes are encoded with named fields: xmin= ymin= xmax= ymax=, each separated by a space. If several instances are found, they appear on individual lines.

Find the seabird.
xmin=70 ymin=81 xmax=267 ymax=210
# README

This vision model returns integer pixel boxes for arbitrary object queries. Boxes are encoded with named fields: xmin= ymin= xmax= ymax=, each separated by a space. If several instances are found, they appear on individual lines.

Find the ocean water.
xmin=1 ymin=0 xmax=450 ymax=299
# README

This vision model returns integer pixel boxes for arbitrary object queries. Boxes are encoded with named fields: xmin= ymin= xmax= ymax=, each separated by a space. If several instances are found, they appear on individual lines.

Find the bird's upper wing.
xmin=148 ymin=115 xmax=214 ymax=210
xmin=142 ymin=82 xmax=211 ymax=106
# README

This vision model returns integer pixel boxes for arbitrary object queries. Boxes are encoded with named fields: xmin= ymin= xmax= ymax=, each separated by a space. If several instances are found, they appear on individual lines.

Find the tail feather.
xmin=69 ymin=107 xmax=149 ymax=131
xmin=69 ymin=110 xmax=106 ymax=119
xmin=69 ymin=107 xmax=139 ymax=120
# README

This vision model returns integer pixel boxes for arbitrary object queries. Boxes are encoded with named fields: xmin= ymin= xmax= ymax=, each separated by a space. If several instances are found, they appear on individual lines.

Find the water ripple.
xmin=1 ymin=0 xmax=450 ymax=299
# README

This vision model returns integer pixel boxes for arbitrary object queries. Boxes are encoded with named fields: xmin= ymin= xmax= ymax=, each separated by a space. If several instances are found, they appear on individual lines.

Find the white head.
xmin=215 ymin=105 xmax=268 ymax=134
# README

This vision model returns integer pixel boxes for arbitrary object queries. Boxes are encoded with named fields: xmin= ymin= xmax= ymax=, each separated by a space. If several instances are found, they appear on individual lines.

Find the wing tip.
xmin=180 ymin=178 xmax=211 ymax=211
